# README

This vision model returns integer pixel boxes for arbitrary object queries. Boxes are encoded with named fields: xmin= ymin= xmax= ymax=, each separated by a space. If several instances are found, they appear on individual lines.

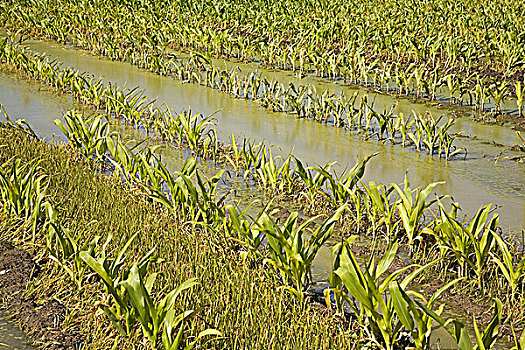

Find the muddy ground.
xmin=0 ymin=240 xmax=82 ymax=349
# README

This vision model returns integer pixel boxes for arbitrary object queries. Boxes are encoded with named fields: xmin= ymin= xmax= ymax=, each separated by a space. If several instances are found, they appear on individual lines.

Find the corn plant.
xmin=258 ymin=204 xmax=348 ymax=302
xmin=489 ymin=81 xmax=509 ymax=114
xmin=79 ymin=234 xmax=154 ymax=337
xmin=391 ymin=174 xmax=443 ymax=250
xmin=419 ymin=298 xmax=502 ymax=350
xmin=332 ymin=241 xmax=435 ymax=350
xmin=363 ymin=181 xmax=398 ymax=241
xmin=490 ymin=233 xmax=525 ymax=301
xmin=425 ymin=202 xmax=498 ymax=289
xmin=0 ymin=158 xmax=48 ymax=238
xmin=511 ymin=326 xmax=525 ymax=350
xmin=293 ymin=158 xmax=334 ymax=206
xmin=315 ymin=153 xmax=377 ymax=207
xmin=44 ymin=203 xmax=101 ymax=288
xmin=253 ymin=149 xmax=294 ymax=194
xmin=0 ymin=104 xmax=38 ymax=139
xmin=106 ymin=136 xmax=163 ymax=190
xmin=392 ymin=278 xmax=461 ymax=350
xmin=162 ymin=310 xmax=221 ymax=350
xmin=121 ymin=263 xmax=221 ymax=348
xmin=177 ymin=110 xmax=216 ymax=154
xmin=54 ymin=110 xmax=110 ymax=162
xmin=224 ymin=201 xmax=271 ymax=262
xmin=149 ymin=158 xmax=227 ymax=224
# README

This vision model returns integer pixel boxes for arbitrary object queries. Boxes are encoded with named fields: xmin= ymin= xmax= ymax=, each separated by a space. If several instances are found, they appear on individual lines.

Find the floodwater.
xmin=0 ymin=311 xmax=33 ymax=349
xmin=14 ymin=38 xmax=524 ymax=236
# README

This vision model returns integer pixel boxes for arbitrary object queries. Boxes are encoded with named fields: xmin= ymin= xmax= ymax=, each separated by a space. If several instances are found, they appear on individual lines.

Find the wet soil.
xmin=0 ymin=240 xmax=82 ymax=349
xmin=475 ymin=111 xmax=525 ymax=132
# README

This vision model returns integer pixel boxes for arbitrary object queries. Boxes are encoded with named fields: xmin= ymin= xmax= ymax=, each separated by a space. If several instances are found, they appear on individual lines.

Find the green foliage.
xmin=54 ymin=110 xmax=110 ymax=162
xmin=332 ymin=241 xmax=435 ymax=350
xmin=391 ymin=174 xmax=443 ymax=249
xmin=259 ymin=205 xmax=348 ymax=302
xmin=0 ymin=157 xmax=48 ymax=238
xmin=426 ymin=202 xmax=499 ymax=288
xmin=419 ymin=298 xmax=502 ymax=350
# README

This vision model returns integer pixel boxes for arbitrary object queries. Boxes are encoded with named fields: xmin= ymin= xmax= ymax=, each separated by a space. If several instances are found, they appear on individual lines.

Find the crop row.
xmin=0 ymin=106 xmax=515 ymax=349
xmin=2 ymin=0 xmax=525 ymax=116
xmin=0 ymin=37 xmax=466 ymax=159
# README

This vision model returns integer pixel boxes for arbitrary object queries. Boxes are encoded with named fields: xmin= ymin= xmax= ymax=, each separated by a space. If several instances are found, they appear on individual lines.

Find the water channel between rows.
xmin=0 ymin=38 xmax=520 ymax=350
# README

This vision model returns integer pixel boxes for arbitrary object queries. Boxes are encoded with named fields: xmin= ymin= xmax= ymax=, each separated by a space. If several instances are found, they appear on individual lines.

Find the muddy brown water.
xmin=0 ymin=39 xmax=521 ymax=349
xmin=0 ymin=311 xmax=33 ymax=349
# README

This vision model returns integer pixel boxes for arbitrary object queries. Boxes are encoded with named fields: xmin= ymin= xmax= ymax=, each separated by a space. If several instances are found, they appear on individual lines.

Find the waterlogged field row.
xmin=2 ymin=0 xmax=525 ymax=119
xmin=1 ymin=32 xmax=525 ymax=349
xmin=0 ymin=35 xmax=470 ymax=160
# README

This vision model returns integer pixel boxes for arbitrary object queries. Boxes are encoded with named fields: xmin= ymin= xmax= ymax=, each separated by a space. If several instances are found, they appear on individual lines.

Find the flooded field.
xmin=2 ymin=38 xmax=522 ymax=235
xmin=0 ymin=18 xmax=525 ymax=349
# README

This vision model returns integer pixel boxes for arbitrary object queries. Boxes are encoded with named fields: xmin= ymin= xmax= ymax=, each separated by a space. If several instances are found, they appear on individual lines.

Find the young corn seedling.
xmin=490 ymin=233 xmax=525 ymax=302
xmin=54 ymin=110 xmax=110 ymax=162
xmin=419 ymin=298 xmax=502 ymax=350
xmin=363 ymin=181 xmax=398 ymax=242
xmin=162 ymin=310 xmax=222 ymax=350
xmin=324 ymin=235 xmax=359 ymax=315
xmin=0 ymin=104 xmax=38 ymax=139
xmin=424 ymin=201 xmax=498 ymax=289
xmin=315 ymin=153 xmax=378 ymax=208
xmin=332 ymin=241 xmax=435 ymax=350
xmin=392 ymin=278 xmax=461 ymax=350
xmin=258 ymin=204 xmax=348 ymax=302
xmin=489 ymin=81 xmax=510 ymax=114
xmin=80 ymin=234 xmax=155 ymax=337
xmin=44 ymin=203 xmax=101 ymax=288
xmin=175 ymin=110 xmax=216 ymax=154
xmin=391 ymin=174 xmax=443 ymax=251
xmin=224 ymin=201 xmax=271 ymax=262
xmin=106 ymin=136 xmax=163 ymax=191
xmin=293 ymin=157 xmax=334 ymax=207
xmin=121 ymin=263 xmax=221 ymax=349
xmin=0 ymin=158 xmax=48 ymax=239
